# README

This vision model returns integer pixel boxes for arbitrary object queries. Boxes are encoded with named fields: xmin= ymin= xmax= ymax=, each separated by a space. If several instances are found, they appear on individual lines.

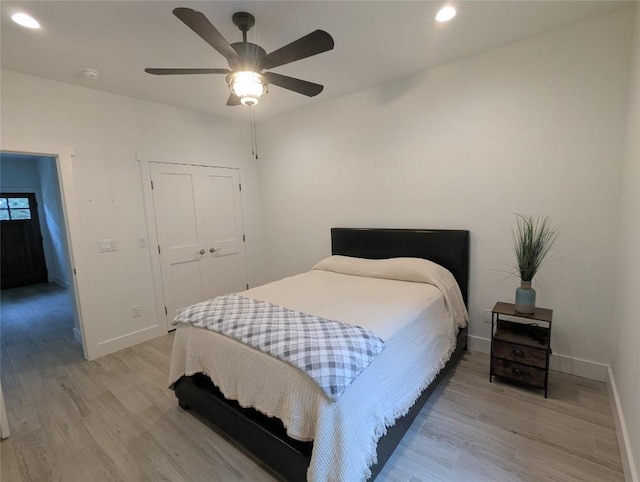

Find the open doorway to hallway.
xmin=0 ymin=152 xmax=84 ymax=354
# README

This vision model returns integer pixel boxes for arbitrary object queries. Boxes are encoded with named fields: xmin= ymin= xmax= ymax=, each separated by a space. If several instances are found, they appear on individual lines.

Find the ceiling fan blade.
xmin=173 ymin=7 xmax=242 ymax=64
xmin=260 ymin=30 xmax=334 ymax=70
xmin=264 ymin=72 xmax=324 ymax=97
xmin=145 ymin=68 xmax=230 ymax=75
xmin=226 ymin=94 xmax=242 ymax=106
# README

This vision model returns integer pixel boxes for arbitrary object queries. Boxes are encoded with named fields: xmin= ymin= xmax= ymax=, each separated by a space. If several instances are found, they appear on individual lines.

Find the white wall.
xmin=612 ymin=3 xmax=640 ymax=480
xmin=1 ymin=70 xmax=266 ymax=359
xmin=0 ymin=156 xmax=39 ymax=187
xmin=36 ymin=156 xmax=71 ymax=288
xmin=257 ymin=10 xmax=634 ymax=372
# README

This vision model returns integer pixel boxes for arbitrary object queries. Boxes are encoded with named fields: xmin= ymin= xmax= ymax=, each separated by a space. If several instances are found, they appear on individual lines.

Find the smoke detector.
xmin=82 ymin=68 xmax=101 ymax=80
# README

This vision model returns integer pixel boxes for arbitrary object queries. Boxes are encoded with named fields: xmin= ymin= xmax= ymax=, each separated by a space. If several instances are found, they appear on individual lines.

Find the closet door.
xmin=150 ymin=163 xmax=211 ymax=321
xmin=200 ymin=168 xmax=247 ymax=296
xmin=150 ymin=163 xmax=247 ymax=327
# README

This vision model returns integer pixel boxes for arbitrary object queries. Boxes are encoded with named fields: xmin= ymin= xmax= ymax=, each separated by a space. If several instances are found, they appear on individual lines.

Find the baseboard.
xmin=607 ymin=367 xmax=638 ymax=482
xmin=73 ymin=327 xmax=83 ymax=345
xmin=468 ymin=335 xmax=608 ymax=382
xmin=468 ymin=334 xmax=491 ymax=353
xmin=92 ymin=324 xmax=165 ymax=360
xmin=549 ymin=353 xmax=608 ymax=382
xmin=54 ymin=277 xmax=70 ymax=289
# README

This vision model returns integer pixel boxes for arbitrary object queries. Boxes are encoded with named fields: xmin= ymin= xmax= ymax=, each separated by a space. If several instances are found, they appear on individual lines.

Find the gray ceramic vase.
xmin=515 ymin=280 xmax=536 ymax=314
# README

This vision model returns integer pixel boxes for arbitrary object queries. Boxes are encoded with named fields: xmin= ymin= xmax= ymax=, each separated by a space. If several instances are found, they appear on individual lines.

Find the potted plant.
xmin=512 ymin=214 xmax=559 ymax=313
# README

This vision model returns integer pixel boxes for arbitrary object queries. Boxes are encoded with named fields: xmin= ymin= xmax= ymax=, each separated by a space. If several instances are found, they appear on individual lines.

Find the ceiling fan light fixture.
xmin=227 ymin=71 xmax=268 ymax=106
xmin=240 ymin=97 xmax=258 ymax=107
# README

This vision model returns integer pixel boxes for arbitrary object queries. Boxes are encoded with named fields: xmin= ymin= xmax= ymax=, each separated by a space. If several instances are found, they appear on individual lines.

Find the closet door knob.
xmin=199 ymin=249 xmax=205 ymax=255
xmin=209 ymin=247 xmax=218 ymax=253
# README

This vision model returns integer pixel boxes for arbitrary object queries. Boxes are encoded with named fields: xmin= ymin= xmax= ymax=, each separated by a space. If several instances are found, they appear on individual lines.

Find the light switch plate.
xmin=137 ymin=236 xmax=148 ymax=248
xmin=97 ymin=239 xmax=118 ymax=252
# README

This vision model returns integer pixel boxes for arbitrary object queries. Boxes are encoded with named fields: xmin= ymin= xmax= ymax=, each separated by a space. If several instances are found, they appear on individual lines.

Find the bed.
xmin=170 ymin=227 xmax=470 ymax=481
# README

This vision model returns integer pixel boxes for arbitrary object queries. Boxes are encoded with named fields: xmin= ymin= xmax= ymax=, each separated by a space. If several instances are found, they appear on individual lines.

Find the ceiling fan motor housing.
xmin=232 ymin=12 xmax=255 ymax=32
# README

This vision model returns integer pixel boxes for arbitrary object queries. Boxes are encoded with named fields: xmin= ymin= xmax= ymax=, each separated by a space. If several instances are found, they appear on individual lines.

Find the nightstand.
xmin=490 ymin=301 xmax=552 ymax=397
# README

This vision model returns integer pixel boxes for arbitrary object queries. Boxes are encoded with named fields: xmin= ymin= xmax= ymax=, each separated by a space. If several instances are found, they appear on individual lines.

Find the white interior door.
xmin=201 ymin=168 xmax=247 ymax=296
xmin=150 ymin=162 xmax=247 ymax=328
xmin=150 ymin=163 xmax=211 ymax=321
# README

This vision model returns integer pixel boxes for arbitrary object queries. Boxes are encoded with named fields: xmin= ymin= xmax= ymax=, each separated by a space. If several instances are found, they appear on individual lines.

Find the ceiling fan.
xmin=145 ymin=8 xmax=334 ymax=107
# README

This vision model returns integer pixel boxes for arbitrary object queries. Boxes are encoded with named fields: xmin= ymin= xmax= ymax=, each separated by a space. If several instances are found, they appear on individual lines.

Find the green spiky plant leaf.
xmin=512 ymin=214 xmax=559 ymax=282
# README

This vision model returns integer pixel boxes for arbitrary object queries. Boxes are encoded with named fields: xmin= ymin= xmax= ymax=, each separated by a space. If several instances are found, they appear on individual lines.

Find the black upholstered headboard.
xmin=331 ymin=228 xmax=470 ymax=307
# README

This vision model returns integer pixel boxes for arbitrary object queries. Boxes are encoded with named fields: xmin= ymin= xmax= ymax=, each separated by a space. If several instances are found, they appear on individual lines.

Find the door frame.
xmin=138 ymin=155 xmax=248 ymax=332
xmin=1 ymin=144 xmax=93 ymax=359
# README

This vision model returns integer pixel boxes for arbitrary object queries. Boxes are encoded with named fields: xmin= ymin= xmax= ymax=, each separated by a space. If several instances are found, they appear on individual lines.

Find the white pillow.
xmin=312 ymin=255 xmax=469 ymax=327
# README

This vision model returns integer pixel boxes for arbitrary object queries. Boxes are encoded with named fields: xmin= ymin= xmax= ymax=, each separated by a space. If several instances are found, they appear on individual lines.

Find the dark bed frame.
xmin=173 ymin=228 xmax=470 ymax=481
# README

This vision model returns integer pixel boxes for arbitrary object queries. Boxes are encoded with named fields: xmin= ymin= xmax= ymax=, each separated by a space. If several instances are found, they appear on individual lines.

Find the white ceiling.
xmin=1 ymin=1 xmax=634 ymax=120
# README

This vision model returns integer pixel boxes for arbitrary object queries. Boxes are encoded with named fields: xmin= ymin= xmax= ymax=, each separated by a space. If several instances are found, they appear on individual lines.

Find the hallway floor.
xmin=1 ymin=282 xmax=81 ymax=363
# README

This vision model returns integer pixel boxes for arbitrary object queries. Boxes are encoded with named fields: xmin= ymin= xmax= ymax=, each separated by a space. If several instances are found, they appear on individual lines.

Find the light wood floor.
xmin=1 ymin=284 xmax=624 ymax=481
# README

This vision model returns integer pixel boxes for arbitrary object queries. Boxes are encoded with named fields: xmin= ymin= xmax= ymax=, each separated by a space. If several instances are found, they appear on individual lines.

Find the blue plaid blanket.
xmin=173 ymin=294 xmax=385 ymax=401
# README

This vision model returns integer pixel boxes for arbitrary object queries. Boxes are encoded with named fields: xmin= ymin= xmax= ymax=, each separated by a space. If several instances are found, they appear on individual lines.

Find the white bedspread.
xmin=169 ymin=257 xmax=467 ymax=481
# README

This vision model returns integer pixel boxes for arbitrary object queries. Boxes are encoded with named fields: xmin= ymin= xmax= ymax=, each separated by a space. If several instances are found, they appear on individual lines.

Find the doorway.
xmin=0 ymin=151 xmax=85 ymax=356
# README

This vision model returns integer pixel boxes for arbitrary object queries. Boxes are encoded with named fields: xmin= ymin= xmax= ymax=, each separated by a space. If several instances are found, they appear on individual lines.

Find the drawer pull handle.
xmin=512 ymin=349 xmax=525 ymax=357
xmin=512 ymin=367 xmax=523 ymax=376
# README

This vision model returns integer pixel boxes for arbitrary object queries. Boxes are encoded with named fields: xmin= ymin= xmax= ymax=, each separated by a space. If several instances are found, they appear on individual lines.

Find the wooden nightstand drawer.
xmin=491 ymin=358 xmax=546 ymax=387
xmin=492 ymin=340 xmax=546 ymax=368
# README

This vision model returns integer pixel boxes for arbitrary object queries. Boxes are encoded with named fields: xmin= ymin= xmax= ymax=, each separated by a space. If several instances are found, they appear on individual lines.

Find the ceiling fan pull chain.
xmin=248 ymin=107 xmax=254 ymax=157
xmin=252 ymin=108 xmax=259 ymax=160
xmin=248 ymin=107 xmax=258 ymax=160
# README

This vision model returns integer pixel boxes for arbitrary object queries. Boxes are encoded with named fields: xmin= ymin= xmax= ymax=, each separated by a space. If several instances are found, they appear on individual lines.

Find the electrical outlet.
xmin=132 ymin=305 xmax=142 ymax=318
xmin=483 ymin=309 xmax=492 ymax=323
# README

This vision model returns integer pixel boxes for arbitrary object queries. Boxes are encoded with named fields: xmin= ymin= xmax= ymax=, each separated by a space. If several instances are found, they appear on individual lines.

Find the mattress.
xmin=169 ymin=256 xmax=468 ymax=481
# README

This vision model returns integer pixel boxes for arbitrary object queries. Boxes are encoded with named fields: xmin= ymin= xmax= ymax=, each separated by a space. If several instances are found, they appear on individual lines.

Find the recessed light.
xmin=435 ymin=6 xmax=456 ymax=23
xmin=11 ymin=13 xmax=40 ymax=29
